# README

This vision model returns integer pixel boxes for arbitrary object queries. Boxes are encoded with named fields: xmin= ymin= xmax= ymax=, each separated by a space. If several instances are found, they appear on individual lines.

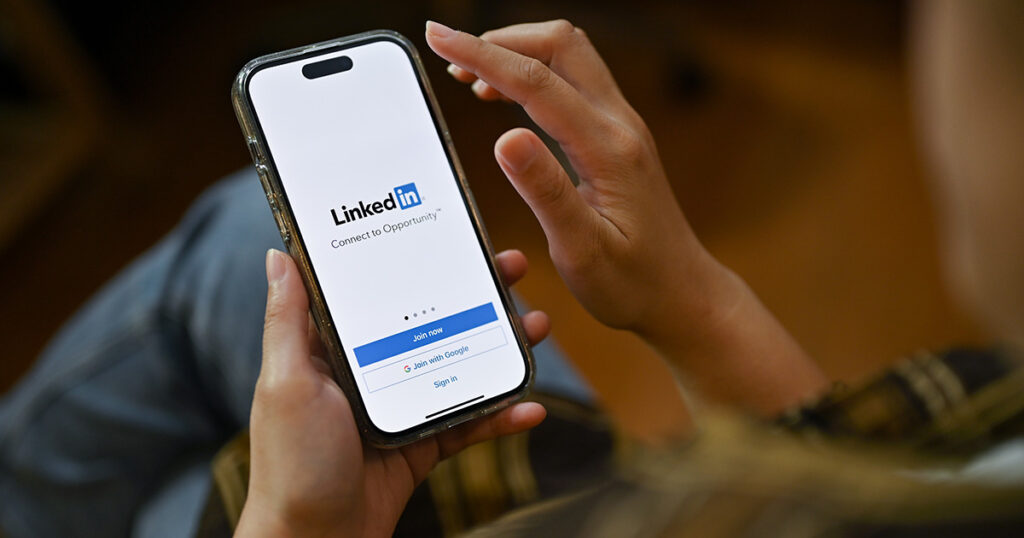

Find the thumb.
xmin=494 ymin=128 xmax=598 ymax=250
xmin=261 ymin=249 xmax=313 ymax=382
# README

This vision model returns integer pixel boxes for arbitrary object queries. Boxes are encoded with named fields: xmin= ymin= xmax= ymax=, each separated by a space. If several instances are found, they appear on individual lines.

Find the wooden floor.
xmin=0 ymin=0 xmax=981 ymax=440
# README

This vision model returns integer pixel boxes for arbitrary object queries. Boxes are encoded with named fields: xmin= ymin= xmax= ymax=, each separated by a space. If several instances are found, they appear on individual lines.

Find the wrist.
xmin=235 ymin=506 xmax=303 ymax=538
xmin=235 ymin=498 xmax=361 ymax=538
xmin=633 ymin=248 xmax=829 ymax=415
xmin=632 ymin=244 xmax=744 ymax=348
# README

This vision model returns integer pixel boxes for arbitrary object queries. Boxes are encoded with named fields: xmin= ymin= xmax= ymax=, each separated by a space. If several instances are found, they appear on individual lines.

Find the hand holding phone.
xmin=237 ymin=249 xmax=546 ymax=538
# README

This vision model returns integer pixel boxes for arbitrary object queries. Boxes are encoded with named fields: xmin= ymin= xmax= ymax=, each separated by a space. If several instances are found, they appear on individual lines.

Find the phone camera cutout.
xmin=301 ymin=55 xmax=353 ymax=80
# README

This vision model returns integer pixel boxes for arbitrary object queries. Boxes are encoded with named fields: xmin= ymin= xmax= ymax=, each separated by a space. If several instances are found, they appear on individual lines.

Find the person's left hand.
xmin=235 ymin=248 xmax=548 ymax=538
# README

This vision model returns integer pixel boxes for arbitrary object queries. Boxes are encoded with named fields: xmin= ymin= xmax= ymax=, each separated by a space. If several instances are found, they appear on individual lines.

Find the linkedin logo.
xmin=394 ymin=183 xmax=422 ymax=210
xmin=330 ymin=182 xmax=423 ymax=226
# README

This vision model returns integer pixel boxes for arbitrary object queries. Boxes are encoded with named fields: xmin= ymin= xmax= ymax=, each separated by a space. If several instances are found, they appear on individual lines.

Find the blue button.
xmin=353 ymin=303 xmax=499 ymax=367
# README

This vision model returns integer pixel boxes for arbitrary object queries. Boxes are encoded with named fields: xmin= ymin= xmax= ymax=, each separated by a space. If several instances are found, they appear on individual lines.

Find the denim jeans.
xmin=0 ymin=170 xmax=593 ymax=538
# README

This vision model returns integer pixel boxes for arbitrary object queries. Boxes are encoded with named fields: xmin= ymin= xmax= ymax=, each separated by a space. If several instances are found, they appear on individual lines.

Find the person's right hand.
xmin=426 ymin=20 xmax=829 ymax=416
xmin=426 ymin=20 xmax=726 ymax=336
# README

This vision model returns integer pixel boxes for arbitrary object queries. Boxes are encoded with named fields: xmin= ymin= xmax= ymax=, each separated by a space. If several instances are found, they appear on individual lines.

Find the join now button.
xmin=353 ymin=303 xmax=499 ymax=367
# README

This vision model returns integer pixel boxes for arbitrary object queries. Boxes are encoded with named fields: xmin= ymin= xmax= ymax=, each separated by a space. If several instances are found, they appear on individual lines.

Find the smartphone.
xmin=232 ymin=30 xmax=534 ymax=447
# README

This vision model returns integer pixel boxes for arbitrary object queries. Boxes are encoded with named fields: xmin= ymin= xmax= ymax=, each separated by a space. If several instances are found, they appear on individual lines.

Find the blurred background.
xmin=0 ymin=0 xmax=983 ymax=439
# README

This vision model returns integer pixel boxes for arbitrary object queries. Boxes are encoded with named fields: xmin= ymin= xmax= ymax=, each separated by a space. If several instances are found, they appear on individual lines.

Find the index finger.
xmin=425 ymin=21 xmax=610 ymax=151
xmin=478 ymin=20 xmax=625 ymax=107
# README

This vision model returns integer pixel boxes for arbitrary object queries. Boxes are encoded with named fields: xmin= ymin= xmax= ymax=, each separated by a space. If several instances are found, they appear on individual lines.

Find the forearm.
xmin=637 ymin=251 xmax=830 ymax=417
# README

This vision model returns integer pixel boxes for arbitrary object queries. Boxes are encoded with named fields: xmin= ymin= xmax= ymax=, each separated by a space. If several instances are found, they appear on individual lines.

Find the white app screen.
xmin=248 ymin=38 xmax=528 ymax=433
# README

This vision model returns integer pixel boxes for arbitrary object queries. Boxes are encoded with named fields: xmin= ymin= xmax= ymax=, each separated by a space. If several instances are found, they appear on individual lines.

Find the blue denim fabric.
xmin=0 ymin=170 xmax=593 ymax=538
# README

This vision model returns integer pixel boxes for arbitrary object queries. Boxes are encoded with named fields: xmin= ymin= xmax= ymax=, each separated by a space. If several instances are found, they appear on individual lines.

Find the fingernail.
xmin=497 ymin=133 xmax=537 ymax=174
xmin=471 ymin=79 xmax=487 ymax=94
xmin=446 ymin=64 xmax=460 ymax=77
xmin=426 ymin=20 xmax=455 ymax=38
xmin=266 ymin=249 xmax=286 ymax=284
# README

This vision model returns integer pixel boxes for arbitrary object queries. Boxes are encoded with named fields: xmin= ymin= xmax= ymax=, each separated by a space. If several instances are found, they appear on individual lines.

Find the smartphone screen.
xmin=245 ymin=36 xmax=530 ymax=435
